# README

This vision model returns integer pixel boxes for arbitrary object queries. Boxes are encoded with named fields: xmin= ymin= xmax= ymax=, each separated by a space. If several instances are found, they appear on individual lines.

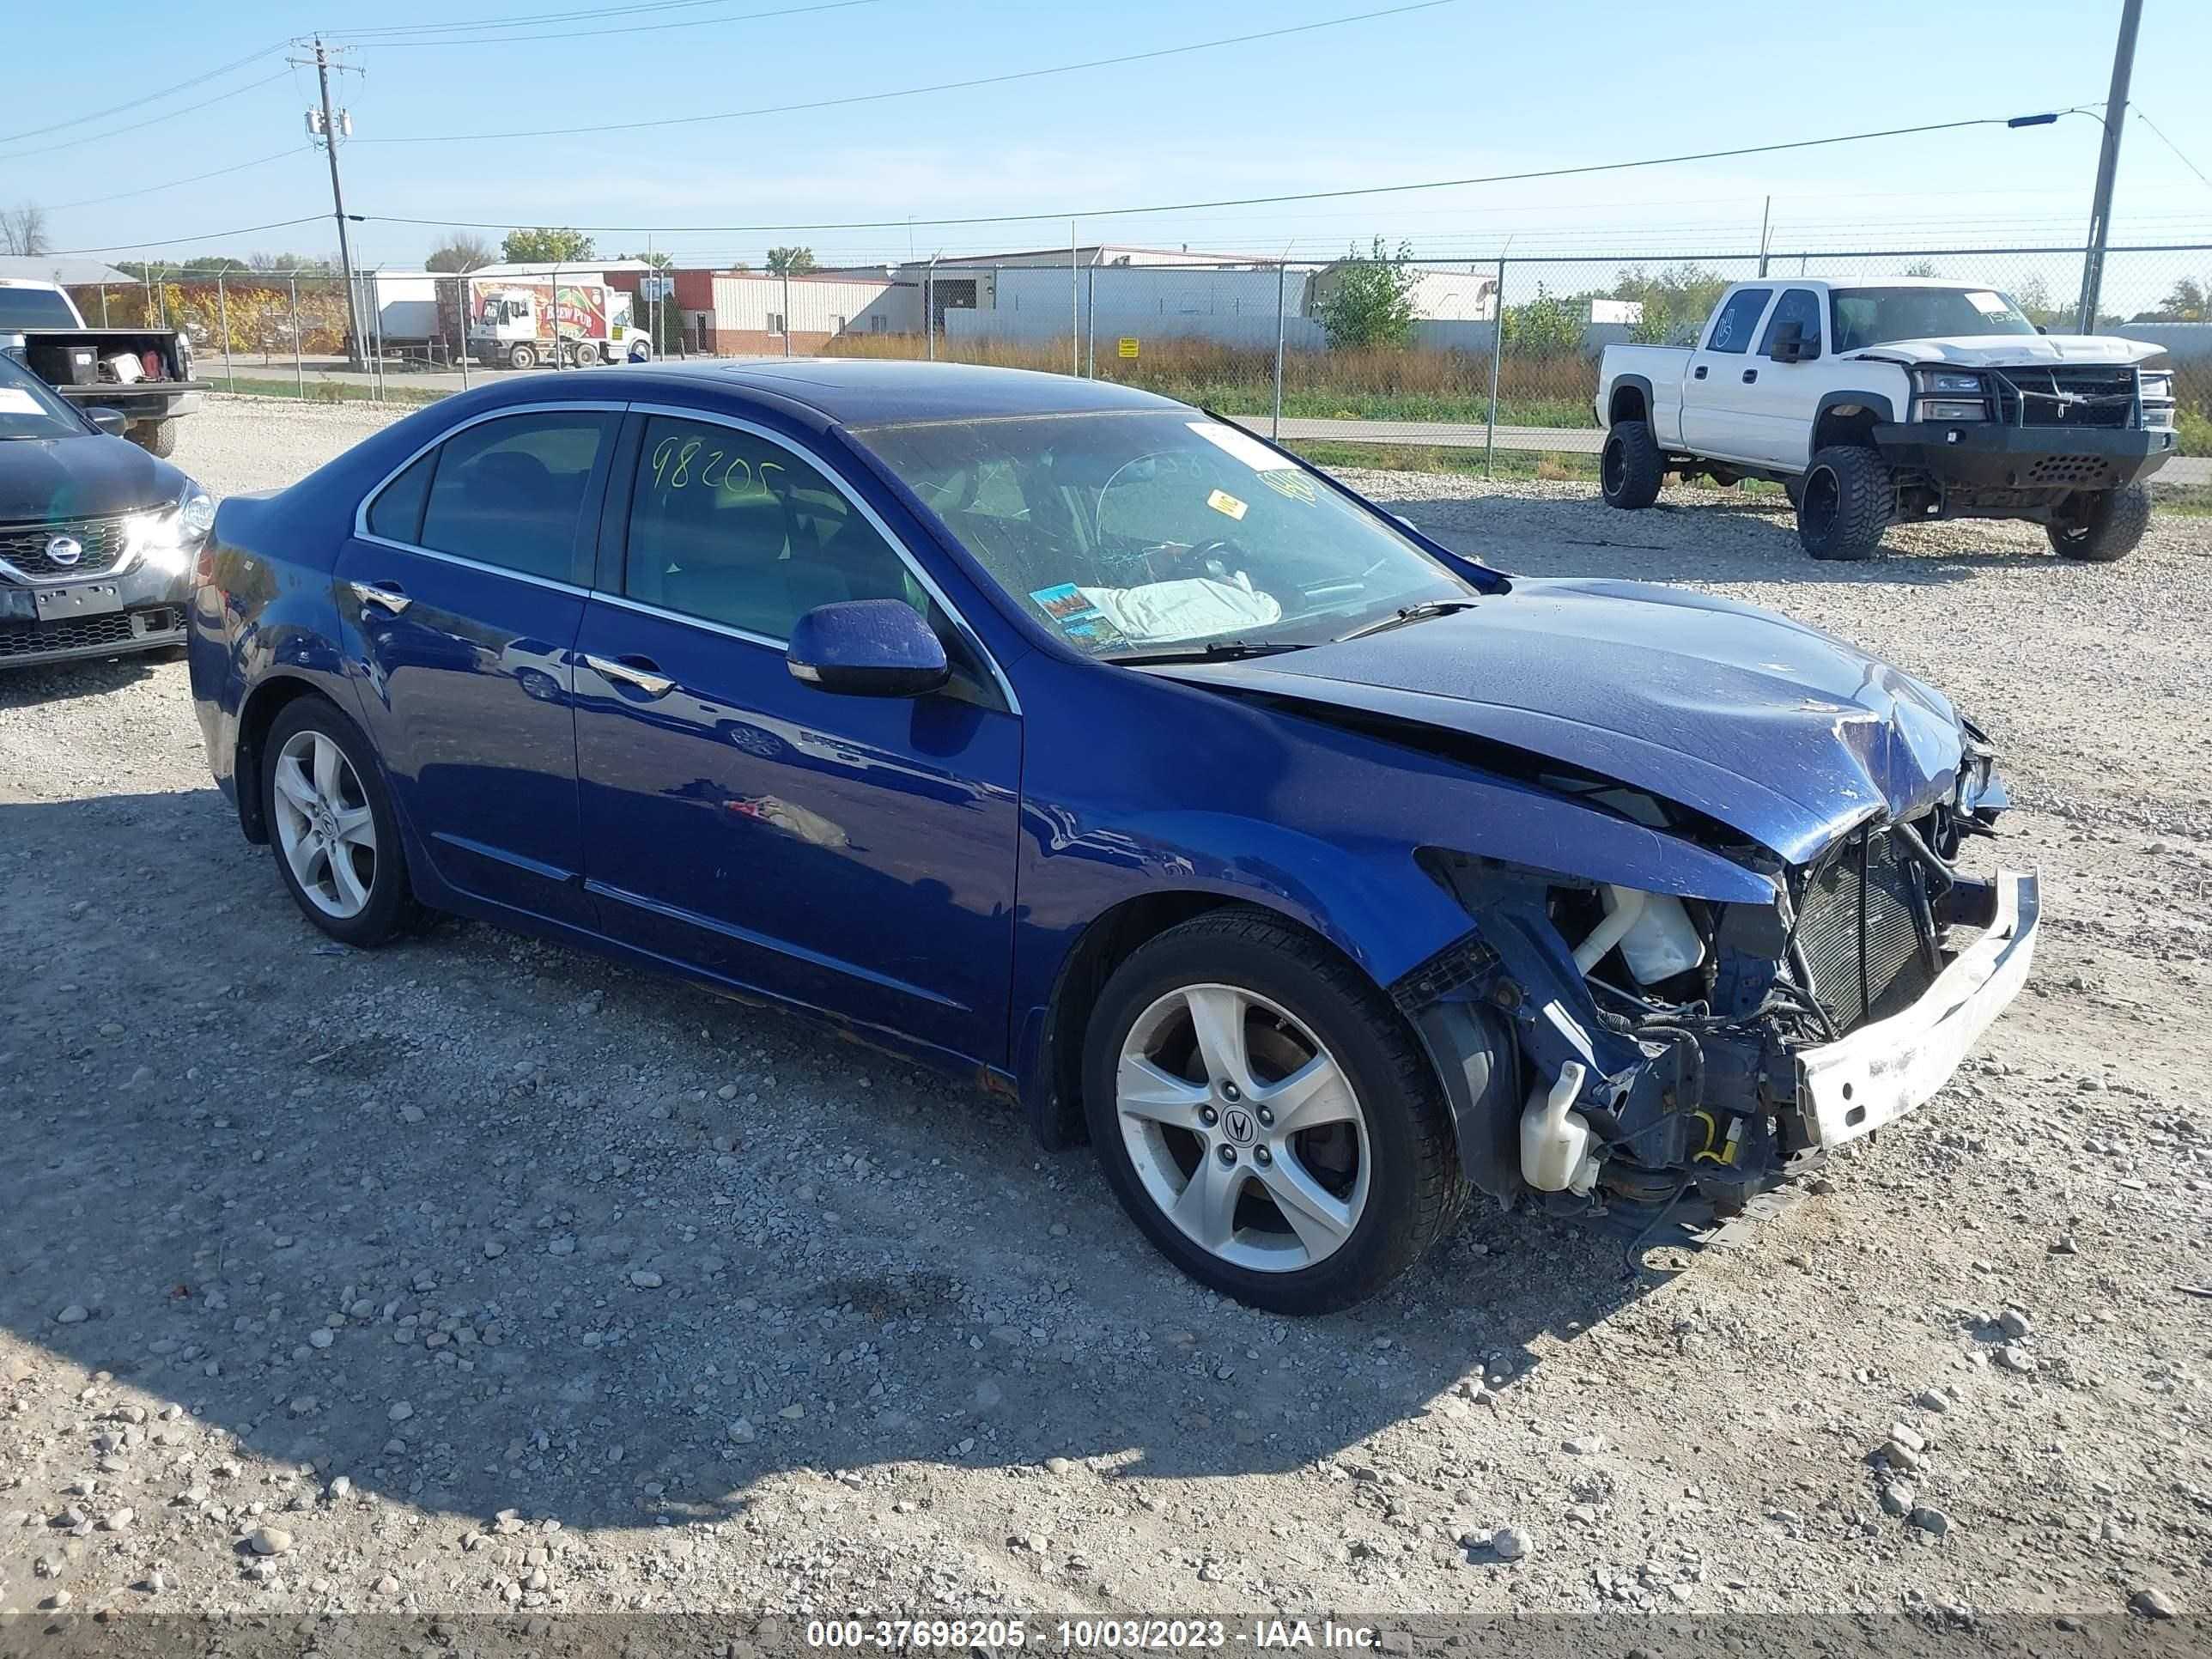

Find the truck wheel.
xmin=1797 ymin=445 xmax=1893 ymax=562
xmin=506 ymin=343 xmax=538 ymax=371
xmin=1601 ymin=420 xmax=1663 ymax=509
xmin=571 ymin=340 xmax=599 ymax=367
xmin=131 ymin=418 xmax=179 ymax=459
xmin=2047 ymin=481 xmax=2152 ymax=562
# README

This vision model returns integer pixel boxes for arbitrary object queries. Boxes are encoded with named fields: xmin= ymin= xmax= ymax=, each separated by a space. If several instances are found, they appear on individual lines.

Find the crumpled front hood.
xmin=1852 ymin=332 xmax=2163 ymax=368
xmin=1155 ymin=577 xmax=1970 ymax=865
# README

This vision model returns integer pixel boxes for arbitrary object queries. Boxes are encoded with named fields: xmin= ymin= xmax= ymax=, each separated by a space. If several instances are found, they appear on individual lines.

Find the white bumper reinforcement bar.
xmin=1796 ymin=869 xmax=2039 ymax=1149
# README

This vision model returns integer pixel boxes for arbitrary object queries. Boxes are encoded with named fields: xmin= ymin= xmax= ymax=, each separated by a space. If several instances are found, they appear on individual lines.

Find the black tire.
xmin=1782 ymin=475 xmax=1804 ymax=509
xmin=2047 ymin=481 xmax=2153 ymax=562
xmin=1796 ymin=444 xmax=1893 ymax=562
xmin=507 ymin=343 xmax=538 ymax=371
xmin=571 ymin=340 xmax=599 ymax=367
xmin=1081 ymin=908 xmax=1465 ymax=1315
xmin=1601 ymin=420 xmax=1664 ymax=509
xmin=261 ymin=696 xmax=424 ymax=948
xmin=131 ymin=417 xmax=179 ymax=459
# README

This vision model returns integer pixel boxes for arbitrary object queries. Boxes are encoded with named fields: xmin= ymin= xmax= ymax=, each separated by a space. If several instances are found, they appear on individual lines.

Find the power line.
xmin=43 ymin=216 xmax=331 ymax=258
xmin=46 ymin=149 xmax=312 ymax=213
xmin=358 ymin=112 xmax=2051 ymax=235
xmin=337 ymin=0 xmax=881 ymax=49
xmin=356 ymin=0 xmax=1458 ymax=143
xmin=2131 ymin=106 xmax=2212 ymax=193
xmin=0 ymin=70 xmax=294 ymax=161
xmin=0 ymin=39 xmax=289 ymax=147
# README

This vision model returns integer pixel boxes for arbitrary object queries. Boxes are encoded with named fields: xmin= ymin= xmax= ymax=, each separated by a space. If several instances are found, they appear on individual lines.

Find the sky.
xmin=5 ymin=0 xmax=2211 ymax=304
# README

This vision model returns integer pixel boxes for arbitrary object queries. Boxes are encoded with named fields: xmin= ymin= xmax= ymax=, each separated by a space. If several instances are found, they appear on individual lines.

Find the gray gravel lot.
xmin=1 ymin=396 xmax=2206 ymax=1631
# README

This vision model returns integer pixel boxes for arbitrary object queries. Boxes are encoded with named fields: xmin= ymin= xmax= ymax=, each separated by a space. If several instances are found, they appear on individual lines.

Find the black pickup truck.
xmin=0 ymin=278 xmax=204 ymax=458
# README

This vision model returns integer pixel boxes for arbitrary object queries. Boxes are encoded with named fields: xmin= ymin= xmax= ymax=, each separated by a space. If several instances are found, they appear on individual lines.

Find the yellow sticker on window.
xmin=1206 ymin=488 xmax=1249 ymax=521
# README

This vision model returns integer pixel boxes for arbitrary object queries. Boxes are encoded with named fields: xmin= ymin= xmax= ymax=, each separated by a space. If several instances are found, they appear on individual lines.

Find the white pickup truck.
xmin=1594 ymin=276 xmax=2179 ymax=562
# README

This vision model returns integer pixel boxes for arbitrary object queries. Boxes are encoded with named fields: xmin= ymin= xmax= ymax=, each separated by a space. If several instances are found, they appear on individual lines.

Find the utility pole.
xmin=2076 ymin=0 xmax=2142 ymax=333
xmin=301 ymin=36 xmax=365 ymax=366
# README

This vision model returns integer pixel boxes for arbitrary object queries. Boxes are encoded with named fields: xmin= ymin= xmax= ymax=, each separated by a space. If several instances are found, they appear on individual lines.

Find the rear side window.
xmin=365 ymin=450 xmax=435 ymax=544
xmin=417 ymin=411 xmax=613 ymax=582
xmin=1759 ymin=288 xmax=1823 ymax=356
xmin=1704 ymin=288 xmax=1772 ymax=355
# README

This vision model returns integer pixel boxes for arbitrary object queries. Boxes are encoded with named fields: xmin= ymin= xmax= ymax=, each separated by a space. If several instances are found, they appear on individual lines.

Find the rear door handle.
xmin=1741 ymin=368 xmax=1759 ymax=383
xmin=1692 ymin=365 xmax=1708 ymax=380
xmin=349 ymin=580 xmax=410 ymax=615
xmin=584 ymin=653 xmax=675 ymax=697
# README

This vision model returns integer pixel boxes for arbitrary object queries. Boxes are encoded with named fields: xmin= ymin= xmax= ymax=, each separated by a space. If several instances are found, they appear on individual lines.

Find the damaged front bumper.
xmin=1794 ymin=868 xmax=2037 ymax=1149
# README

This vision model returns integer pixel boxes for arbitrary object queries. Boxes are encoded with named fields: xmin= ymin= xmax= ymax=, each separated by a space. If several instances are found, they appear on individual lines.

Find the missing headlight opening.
xmin=1410 ymin=788 xmax=2029 ymax=1220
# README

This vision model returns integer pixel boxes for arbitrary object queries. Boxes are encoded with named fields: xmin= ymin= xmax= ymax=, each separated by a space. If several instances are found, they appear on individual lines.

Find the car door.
xmin=1678 ymin=285 xmax=1777 ymax=462
xmin=570 ymin=406 xmax=1024 ymax=1064
xmin=1741 ymin=286 xmax=1828 ymax=466
xmin=337 ymin=403 xmax=620 ymax=928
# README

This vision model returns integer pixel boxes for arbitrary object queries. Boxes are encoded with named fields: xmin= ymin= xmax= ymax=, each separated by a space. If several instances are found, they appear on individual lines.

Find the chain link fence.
xmin=82 ymin=244 xmax=2211 ymax=478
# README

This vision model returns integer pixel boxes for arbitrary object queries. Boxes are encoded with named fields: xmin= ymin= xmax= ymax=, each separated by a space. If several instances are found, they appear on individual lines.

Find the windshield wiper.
xmin=1338 ymin=598 xmax=1480 ymax=641
xmin=1107 ymin=639 xmax=1309 ymax=665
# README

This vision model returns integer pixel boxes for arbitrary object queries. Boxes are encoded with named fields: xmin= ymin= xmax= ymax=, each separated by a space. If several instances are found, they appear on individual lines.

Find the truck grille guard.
xmin=1984 ymin=364 xmax=2142 ymax=431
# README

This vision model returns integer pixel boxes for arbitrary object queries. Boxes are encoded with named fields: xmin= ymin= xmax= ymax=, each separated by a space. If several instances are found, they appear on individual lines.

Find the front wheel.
xmin=1797 ymin=444 xmax=1893 ymax=561
xmin=1601 ymin=420 xmax=1663 ymax=509
xmin=262 ymin=696 xmax=423 ymax=948
xmin=1082 ymin=910 xmax=1464 ymax=1314
xmin=2048 ymin=481 xmax=2152 ymax=562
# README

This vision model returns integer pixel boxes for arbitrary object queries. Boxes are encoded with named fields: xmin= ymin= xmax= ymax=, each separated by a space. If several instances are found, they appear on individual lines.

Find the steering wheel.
xmin=1160 ymin=537 xmax=1247 ymax=581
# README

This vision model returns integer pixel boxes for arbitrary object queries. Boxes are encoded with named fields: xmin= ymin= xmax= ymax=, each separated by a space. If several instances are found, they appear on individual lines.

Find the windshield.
xmin=1831 ymin=287 xmax=2039 ymax=351
xmin=851 ymin=410 xmax=1475 ymax=658
xmin=0 ymin=352 xmax=88 ymax=441
xmin=0 ymin=287 xmax=80 ymax=328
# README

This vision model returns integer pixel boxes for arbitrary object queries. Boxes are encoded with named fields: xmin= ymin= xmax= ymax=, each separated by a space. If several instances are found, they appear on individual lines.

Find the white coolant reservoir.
xmin=1616 ymin=890 xmax=1706 ymax=983
xmin=1520 ymin=1060 xmax=1601 ymax=1194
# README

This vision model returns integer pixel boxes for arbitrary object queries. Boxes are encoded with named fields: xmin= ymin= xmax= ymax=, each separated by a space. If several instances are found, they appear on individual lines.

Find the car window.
xmin=1830 ymin=286 xmax=2039 ymax=351
xmin=0 ymin=287 xmax=78 ymax=328
xmin=365 ymin=450 xmax=435 ymax=544
xmin=1759 ymin=288 xmax=1822 ymax=357
xmin=623 ymin=415 xmax=921 ymax=640
xmin=417 ymin=411 xmax=612 ymax=582
xmin=1704 ymin=288 xmax=1772 ymax=355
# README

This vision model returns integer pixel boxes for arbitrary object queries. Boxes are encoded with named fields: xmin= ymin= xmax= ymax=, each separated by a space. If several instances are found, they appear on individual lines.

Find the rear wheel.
xmin=2047 ymin=481 xmax=2152 ymax=562
xmin=1082 ymin=909 xmax=1463 ymax=1314
xmin=506 ymin=342 xmax=538 ymax=371
xmin=1797 ymin=444 xmax=1893 ymax=561
xmin=570 ymin=340 xmax=600 ymax=367
xmin=1601 ymin=420 xmax=1664 ymax=509
xmin=262 ymin=696 xmax=423 ymax=948
xmin=131 ymin=418 xmax=178 ymax=459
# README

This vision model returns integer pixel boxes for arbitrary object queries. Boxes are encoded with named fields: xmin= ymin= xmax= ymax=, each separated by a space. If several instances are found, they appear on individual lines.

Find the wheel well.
xmin=233 ymin=678 xmax=331 ymax=844
xmin=1811 ymin=403 xmax=1880 ymax=457
xmin=1607 ymin=385 xmax=1650 ymax=428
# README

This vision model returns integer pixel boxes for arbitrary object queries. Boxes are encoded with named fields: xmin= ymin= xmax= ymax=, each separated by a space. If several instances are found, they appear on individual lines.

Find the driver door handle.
xmin=349 ymin=580 xmax=410 ymax=615
xmin=584 ymin=653 xmax=675 ymax=698
xmin=1742 ymin=368 xmax=1759 ymax=383
xmin=1692 ymin=365 xmax=1708 ymax=380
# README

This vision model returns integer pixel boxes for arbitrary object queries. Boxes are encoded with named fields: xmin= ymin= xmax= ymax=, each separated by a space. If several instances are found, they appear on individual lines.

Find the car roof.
xmin=604 ymin=357 xmax=1185 ymax=425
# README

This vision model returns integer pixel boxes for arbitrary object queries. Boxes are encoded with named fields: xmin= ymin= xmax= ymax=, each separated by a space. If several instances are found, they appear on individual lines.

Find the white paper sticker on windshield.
xmin=0 ymin=388 xmax=43 ymax=415
xmin=1964 ymin=290 xmax=2010 ymax=315
xmin=1187 ymin=419 xmax=1297 ymax=471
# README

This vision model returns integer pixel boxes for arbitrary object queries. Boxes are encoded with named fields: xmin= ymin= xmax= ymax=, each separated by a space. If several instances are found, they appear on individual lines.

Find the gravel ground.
xmin=1 ymin=397 xmax=2207 ymax=1637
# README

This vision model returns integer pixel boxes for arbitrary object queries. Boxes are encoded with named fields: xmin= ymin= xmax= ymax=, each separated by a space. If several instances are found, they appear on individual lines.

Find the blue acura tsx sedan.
xmin=188 ymin=360 xmax=2036 ymax=1312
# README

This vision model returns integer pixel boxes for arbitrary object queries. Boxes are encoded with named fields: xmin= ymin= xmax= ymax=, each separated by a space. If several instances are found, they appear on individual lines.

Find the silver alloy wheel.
xmin=1116 ymin=981 xmax=1370 ymax=1273
xmin=271 ymin=729 xmax=377 ymax=920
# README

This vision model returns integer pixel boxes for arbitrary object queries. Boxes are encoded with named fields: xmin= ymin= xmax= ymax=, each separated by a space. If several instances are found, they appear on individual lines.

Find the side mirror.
xmin=86 ymin=406 xmax=130 ymax=437
xmin=787 ymin=599 xmax=950 ymax=697
xmin=1768 ymin=321 xmax=1818 ymax=363
xmin=2036 ymin=325 xmax=2049 ymax=335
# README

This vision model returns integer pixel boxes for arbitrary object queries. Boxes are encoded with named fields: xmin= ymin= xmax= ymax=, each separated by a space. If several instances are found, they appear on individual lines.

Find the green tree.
xmin=1316 ymin=237 xmax=1419 ymax=349
xmin=501 ymin=227 xmax=596 ymax=264
xmin=426 ymin=234 xmax=495 ymax=273
xmin=1500 ymin=283 xmax=1583 ymax=353
xmin=766 ymin=246 xmax=817 ymax=275
xmin=1901 ymin=258 xmax=1941 ymax=278
xmin=2135 ymin=276 xmax=2207 ymax=323
xmin=1611 ymin=262 xmax=1730 ymax=345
